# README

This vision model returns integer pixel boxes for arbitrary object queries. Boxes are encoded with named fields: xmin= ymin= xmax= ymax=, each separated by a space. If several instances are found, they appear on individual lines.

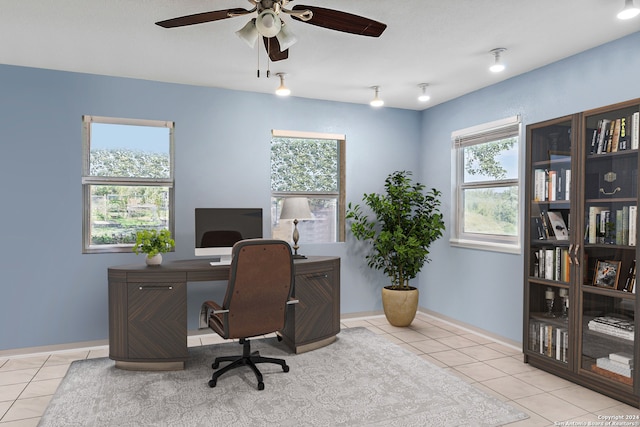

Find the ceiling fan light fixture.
xmin=255 ymin=9 xmax=282 ymax=38
xmin=418 ymin=83 xmax=431 ymax=102
xmin=235 ymin=19 xmax=259 ymax=48
xmin=489 ymin=48 xmax=506 ymax=73
xmin=370 ymin=86 xmax=384 ymax=107
xmin=275 ymin=73 xmax=291 ymax=96
xmin=617 ymin=0 xmax=640 ymax=19
xmin=276 ymin=23 xmax=297 ymax=51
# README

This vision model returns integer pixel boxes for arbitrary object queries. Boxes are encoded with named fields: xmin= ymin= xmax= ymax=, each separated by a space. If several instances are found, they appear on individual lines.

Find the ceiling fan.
xmin=155 ymin=0 xmax=387 ymax=62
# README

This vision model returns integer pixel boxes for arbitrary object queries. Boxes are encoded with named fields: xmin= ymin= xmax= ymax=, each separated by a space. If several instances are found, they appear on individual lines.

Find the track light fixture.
xmin=418 ymin=83 xmax=431 ymax=102
xmin=370 ymin=86 xmax=384 ymax=107
xmin=617 ymin=0 xmax=640 ymax=19
xmin=489 ymin=48 xmax=506 ymax=73
xmin=275 ymin=73 xmax=291 ymax=96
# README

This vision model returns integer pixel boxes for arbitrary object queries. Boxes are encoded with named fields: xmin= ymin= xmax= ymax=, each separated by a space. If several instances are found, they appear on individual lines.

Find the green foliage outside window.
xmin=463 ymin=137 xmax=516 ymax=179
xmin=89 ymin=149 xmax=170 ymax=245
xmin=270 ymin=138 xmax=338 ymax=192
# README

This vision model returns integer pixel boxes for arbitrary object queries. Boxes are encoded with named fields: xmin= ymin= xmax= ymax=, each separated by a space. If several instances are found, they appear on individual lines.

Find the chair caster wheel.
xmin=276 ymin=335 xmax=283 ymax=342
xmin=283 ymin=365 xmax=290 ymax=373
xmin=257 ymin=381 xmax=265 ymax=391
xmin=208 ymin=379 xmax=217 ymax=388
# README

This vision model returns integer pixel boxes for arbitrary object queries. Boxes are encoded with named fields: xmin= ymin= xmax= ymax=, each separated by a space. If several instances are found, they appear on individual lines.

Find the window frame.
xmin=270 ymin=129 xmax=346 ymax=243
xmin=81 ymin=115 xmax=175 ymax=254
xmin=450 ymin=115 xmax=522 ymax=253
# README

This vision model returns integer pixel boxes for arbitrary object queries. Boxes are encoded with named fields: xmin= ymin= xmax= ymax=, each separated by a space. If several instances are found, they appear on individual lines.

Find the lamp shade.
xmin=276 ymin=23 xmax=297 ymax=51
xmin=255 ymin=9 xmax=281 ymax=38
xmin=280 ymin=197 xmax=312 ymax=220
xmin=236 ymin=19 xmax=259 ymax=48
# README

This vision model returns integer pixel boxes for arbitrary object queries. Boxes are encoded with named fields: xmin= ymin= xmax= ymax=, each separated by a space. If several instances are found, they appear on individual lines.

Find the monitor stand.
xmin=209 ymin=255 xmax=232 ymax=266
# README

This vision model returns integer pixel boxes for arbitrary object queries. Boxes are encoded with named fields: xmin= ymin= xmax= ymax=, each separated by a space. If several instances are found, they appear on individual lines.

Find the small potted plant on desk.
xmin=133 ymin=229 xmax=175 ymax=266
xmin=346 ymin=170 xmax=445 ymax=327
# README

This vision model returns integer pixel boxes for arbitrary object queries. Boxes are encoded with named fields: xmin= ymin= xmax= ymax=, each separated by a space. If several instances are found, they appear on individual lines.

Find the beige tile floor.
xmin=1 ymin=312 xmax=640 ymax=426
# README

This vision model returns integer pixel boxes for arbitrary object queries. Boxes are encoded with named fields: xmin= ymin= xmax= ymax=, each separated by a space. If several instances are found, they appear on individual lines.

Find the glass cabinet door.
xmin=580 ymin=103 xmax=639 ymax=387
xmin=526 ymin=117 xmax=574 ymax=364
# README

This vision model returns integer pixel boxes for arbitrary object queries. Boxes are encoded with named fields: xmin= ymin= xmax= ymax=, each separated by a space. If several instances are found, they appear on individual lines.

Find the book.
xmin=611 ymin=118 xmax=621 ymax=152
xmin=546 ymin=211 xmax=568 ymax=240
xmin=632 ymin=112 xmax=639 ymax=150
xmin=630 ymin=205 xmax=637 ymax=246
xmin=588 ymin=206 xmax=607 ymax=244
xmin=597 ymin=357 xmax=632 ymax=377
xmin=540 ymin=210 xmax=553 ymax=239
xmin=534 ymin=169 xmax=546 ymax=201
xmin=548 ymin=170 xmax=557 ymax=201
xmin=531 ymin=217 xmax=545 ymax=240
xmin=622 ymin=205 xmax=629 ymax=245
xmin=596 ymin=119 xmax=612 ymax=153
xmin=623 ymin=260 xmax=636 ymax=292
xmin=605 ymin=119 xmax=615 ymax=152
xmin=618 ymin=116 xmax=630 ymax=150
xmin=609 ymin=351 xmax=633 ymax=366
xmin=544 ymin=249 xmax=554 ymax=280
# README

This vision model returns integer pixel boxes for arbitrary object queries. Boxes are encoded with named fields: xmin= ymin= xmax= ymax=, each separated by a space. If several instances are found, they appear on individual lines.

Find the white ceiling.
xmin=1 ymin=1 xmax=638 ymax=110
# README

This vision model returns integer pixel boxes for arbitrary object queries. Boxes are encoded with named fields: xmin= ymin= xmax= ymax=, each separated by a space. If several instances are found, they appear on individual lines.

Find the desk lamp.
xmin=279 ymin=197 xmax=313 ymax=259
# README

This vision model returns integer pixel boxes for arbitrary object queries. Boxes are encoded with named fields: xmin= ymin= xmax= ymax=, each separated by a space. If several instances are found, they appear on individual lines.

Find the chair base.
xmin=208 ymin=338 xmax=289 ymax=390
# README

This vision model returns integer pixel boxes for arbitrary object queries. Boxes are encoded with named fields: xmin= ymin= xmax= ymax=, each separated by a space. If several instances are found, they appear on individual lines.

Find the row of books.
xmin=533 ymin=168 xmax=571 ymax=202
xmin=596 ymin=351 xmax=633 ymax=378
xmin=532 ymin=210 xmax=569 ymax=240
xmin=532 ymin=247 xmax=570 ymax=282
xmin=586 ymin=205 xmax=637 ymax=245
xmin=589 ymin=112 xmax=640 ymax=154
xmin=587 ymin=316 xmax=634 ymax=341
xmin=529 ymin=321 xmax=569 ymax=363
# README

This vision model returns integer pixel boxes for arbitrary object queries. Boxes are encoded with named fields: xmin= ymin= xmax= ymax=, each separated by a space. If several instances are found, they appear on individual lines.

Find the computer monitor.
xmin=194 ymin=208 xmax=263 ymax=264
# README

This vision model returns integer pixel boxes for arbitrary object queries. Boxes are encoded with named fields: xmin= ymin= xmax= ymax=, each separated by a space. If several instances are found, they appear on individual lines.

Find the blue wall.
xmin=419 ymin=31 xmax=640 ymax=342
xmin=1 ymin=30 xmax=638 ymax=351
xmin=0 ymin=65 xmax=420 ymax=351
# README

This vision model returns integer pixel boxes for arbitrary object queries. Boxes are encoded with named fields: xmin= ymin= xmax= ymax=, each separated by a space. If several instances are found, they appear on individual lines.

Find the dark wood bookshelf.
xmin=524 ymin=98 xmax=640 ymax=407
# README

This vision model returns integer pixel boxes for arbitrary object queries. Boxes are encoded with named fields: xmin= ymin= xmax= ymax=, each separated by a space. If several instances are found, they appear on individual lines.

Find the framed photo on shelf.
xmin=593 ymin=260 xmax=621 ymax=289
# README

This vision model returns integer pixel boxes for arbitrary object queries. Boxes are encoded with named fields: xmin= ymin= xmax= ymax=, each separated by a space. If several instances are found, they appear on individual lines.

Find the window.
xmin=270 ymin=130 xmax=345 ymax=244
xmin=451 ymin=116 xmax=521 ymax=252
xmin=82 ymin=116 xmax=175 ymax=253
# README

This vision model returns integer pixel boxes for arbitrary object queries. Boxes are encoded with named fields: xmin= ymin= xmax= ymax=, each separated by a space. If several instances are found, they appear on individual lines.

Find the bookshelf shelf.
xmin=524 ymin=98 xmax=640 ymax=407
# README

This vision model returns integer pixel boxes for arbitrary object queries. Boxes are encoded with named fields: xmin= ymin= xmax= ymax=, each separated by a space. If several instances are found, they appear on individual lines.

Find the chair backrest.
xmin=200 ymin=230 xmax=243 ymax=247
xmin=222 ymin=239 xmax=294 ymax=339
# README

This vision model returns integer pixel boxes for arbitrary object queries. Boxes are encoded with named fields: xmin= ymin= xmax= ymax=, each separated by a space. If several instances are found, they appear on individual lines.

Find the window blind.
xmin=452 ymin=115 xmax=520 ymax=148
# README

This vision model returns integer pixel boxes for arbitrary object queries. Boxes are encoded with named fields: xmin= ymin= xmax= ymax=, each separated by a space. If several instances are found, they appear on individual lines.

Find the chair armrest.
xmin=200 ymin=300 xmax=229 ymax=329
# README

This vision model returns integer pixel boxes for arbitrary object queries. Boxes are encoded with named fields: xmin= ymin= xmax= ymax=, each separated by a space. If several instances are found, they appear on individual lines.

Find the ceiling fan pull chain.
xmin=256 ymin=39 xmax=260 ymax=78
xmin=266 ymin=38 xmax=271 ymax=78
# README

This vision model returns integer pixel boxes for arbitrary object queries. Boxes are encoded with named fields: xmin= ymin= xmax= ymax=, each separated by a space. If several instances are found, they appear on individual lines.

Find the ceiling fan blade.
xmin=291 ymin=5 xmax=386 ymax=37
xmin=263 ymin=37 xmax=289 ymax=62
xmin=155 ymin=8 xmax=250 ymax=28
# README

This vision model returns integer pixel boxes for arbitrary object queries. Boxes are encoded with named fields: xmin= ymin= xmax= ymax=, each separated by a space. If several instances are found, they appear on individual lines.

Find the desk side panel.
xmin=282 ymin=258 xmax=340 ymax=351
xmin=108 ymin=272 xmax=128 ymax=360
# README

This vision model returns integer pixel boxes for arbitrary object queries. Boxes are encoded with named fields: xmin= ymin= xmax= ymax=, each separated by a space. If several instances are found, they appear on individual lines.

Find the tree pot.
xmin=382 ymin=286 xmax=418 ymax=327
xmin=146 ymin=253 xmax=163 ymax=266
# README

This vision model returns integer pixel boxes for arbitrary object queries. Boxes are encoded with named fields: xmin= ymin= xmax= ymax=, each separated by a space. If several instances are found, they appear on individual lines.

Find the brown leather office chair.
xmin=201 ymin=239 xmax=297 ymax=390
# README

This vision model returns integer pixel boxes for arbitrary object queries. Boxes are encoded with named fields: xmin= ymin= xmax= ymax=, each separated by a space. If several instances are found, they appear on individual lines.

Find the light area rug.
xmin=39 ymin=327 xmax=528 ymax=427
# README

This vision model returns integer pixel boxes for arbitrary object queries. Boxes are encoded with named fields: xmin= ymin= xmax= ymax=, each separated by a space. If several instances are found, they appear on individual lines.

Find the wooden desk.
xmin=108 ymin=256 xmax=340 ymax=370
